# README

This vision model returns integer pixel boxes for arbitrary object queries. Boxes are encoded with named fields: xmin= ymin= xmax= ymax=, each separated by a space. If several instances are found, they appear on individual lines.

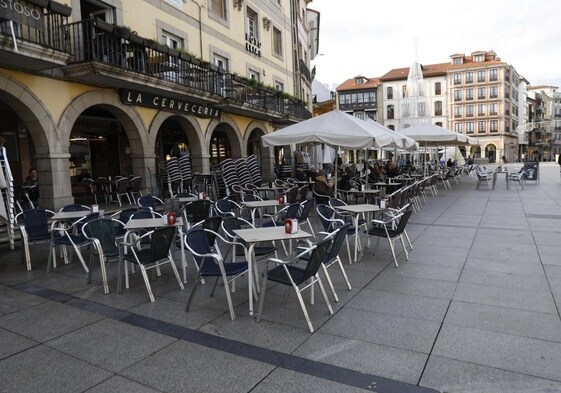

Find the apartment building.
xmin=335 ymin=75 xmax=380 ymax=121
xmin=0 ymin=0 xmax=313 ymax=209
xmin=526 ymin=86 xmax=557 ymax=161
xmin=379 ymin=63 xmax=449 ymax=131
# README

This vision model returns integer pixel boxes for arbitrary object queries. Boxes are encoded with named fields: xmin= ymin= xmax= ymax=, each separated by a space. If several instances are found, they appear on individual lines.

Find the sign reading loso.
xmin=0 ymin=0 xmax=45 ymax=31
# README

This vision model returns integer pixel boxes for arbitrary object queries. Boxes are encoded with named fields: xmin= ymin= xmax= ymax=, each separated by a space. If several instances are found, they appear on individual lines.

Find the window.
xmin=274 ymin=80 xmax=284 ymax=92
xmin=454 ymin=90 xmax=462 ymax=102
xmin=272 ymin=26 xmax=282 ymax=57
xmin=490 ymin=86 xmax=498 ymax=98
xmin=248 ymin=68 xmax=260 ymax=82
xmin=466 ymin=105 xmax=474 ymax=117
xmin=477 ymin=70 xmax=486 ymax=82
xmin=454 ymin=106 xmax=462 ymax=118
xmin=478 ymin=121 xmax=486 ymax=133
xmin=474 ymin=54 xmax=484 ymax=62
xmin=436 ymin=122 xmax=443 ymax=127
xmin=489 ymin=69 xmax=498 ymax=81
xmin=477 ymin=104 xmax=486 ymax=116
xmin=387 ymin=105 xmax=394 ymax=119
xmin=210 ymin=0 xmax=227 ymax=20
xmin=213 ymin=53 xmax=228 ymax=70
xmin=454 ymin=73 xmax=461 ymax=85
xmin=246 ymin=7 xmax=258 ymax=39
xmin=434 ymin=101 xmax=442 ymax=116
xmin=453 ymin=57 xmax=462 ymax=65
xmin=477 ymin=87 xmax=486 ymax=99
xmin=402 ymin=85 xmax=407 ymax=98
xmin=466 ymin=88 xmax=474 ymax=101
xmin=490 ymin=120 xmax=498 ymax=132
xmin=454 ymin=122 xmax=462 ymax=132
xmin=490 ymin=103 xmax=498 ymax=115
xmin=466 ymin=121 xmax=474 ymax=133
xmin=388 ymin=125 xmax=395 ymax=130
xmin=161 ymin=31 xmax=182 ymax=49
xmin=465 ymin=72 xmax=473 ymax=84
xmin=434 ymin=82 xmax=441 ymax=95
xmin=387 ymin=86 xmax=393 ymax=99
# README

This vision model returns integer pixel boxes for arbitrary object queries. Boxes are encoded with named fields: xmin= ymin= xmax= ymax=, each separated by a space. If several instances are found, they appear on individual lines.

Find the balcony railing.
xmin=299 ymin=59 xmax=311 ymax=83
xmin=64 ymin=19 xmax=310 ymax=120
xmin=0 ymin=3 xmax=70 ymax=52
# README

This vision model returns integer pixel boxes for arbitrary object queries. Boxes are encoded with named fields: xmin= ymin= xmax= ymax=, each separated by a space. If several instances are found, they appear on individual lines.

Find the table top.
xmin=175 ymin=196 xmax=199 ymax=203
xmin=52 ymin=210 xmax=103 ymax=220
xmin=371 ymin=182 xmax=402 ymax=186
xmin=233 ymin=226 xmax=312 ymax=243
xmin=335 ymin=204 xmax=384 ymax=214
xmin=346 ymin=189 xmax=380 ymax=194
xmin=124 ymin=217 xmax=183 ymax=230
xmin=254 ymin=185 xmax=285 ymax=191
xmin=241 ymin=200 xmax=281 ymax=208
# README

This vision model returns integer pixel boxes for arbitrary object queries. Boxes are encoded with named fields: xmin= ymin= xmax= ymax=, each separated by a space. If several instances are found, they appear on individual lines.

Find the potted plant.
xmin=143 ymin=38 xmax=158 ymax=49
xmin=114 ymin=25 xmax=131 ymax=38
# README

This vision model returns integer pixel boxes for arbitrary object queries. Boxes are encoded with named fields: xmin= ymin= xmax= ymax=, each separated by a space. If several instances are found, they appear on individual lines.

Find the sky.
xmin=309 ymin=0 xmax=561 ymax=91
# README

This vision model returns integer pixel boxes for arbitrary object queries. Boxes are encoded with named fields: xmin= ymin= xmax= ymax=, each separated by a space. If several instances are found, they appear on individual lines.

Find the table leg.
xmin=246 ymin=243 xmax=257 ymax=316
xmin=179 ymin=226 xmax=187 ymax=283
xmin=354 ymin=214 xmax=359 ymax=263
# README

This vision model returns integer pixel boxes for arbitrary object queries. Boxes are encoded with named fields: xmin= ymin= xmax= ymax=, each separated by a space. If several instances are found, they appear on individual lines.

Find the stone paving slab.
xmin=84 ymin=376 xmax=163 ymax=393
xmin=459 ymin=267 xmax=551 ymax=293
xmin=0 ymin=327 xmax=37 ymax=360
xmin=432 ymin=325 xmax=561 ymax=382
xmin=421 ymin=356 xmax=561 ymax=393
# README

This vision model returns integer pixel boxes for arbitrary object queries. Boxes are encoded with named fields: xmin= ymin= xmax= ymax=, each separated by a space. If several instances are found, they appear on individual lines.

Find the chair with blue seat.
xmin=137 ymin=194 xmax=164 ymax=212
xmin=82 ymin=217 xmax=124 ymax=294
xmin=182 ymin=199 xmax=213 ymax=228
xmin=214 ymin=197 xmax=241 ymax=218
xmin=184 ymin=226 xmax=249 ymax=320
xmin=257 ymin=237 xmax=333 ymax=333
xmin=221 ymin=216 xmax=277 ymax=264
xmin=118 ymin=225 xmax=184 ymax=302
xmin=47 ymin=212 xmax=100 ymax=273
xmin=15 ymin=208 xmax=55 ymax=271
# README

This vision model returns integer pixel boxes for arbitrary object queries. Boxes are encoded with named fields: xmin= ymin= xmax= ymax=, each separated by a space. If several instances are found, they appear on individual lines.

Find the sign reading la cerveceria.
xmin=120 ymin=89 xmax=221 ymax=119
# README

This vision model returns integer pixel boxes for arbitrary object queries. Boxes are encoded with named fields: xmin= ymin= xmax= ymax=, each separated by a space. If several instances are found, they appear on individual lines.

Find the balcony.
xmin=299 ymin=59 xmax=311 ymax=83
xmin=0 ymin=0 xmax=73 ymax=71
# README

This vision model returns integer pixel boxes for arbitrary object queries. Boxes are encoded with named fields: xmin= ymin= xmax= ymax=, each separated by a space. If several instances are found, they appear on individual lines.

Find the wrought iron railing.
xmin=64 ymin=19 xmax=311 ymax=120
xmin=0 ymin=9 xmax=69 ymax=51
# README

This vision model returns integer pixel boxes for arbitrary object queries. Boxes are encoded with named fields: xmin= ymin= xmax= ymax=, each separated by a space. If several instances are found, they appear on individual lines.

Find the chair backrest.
xmin=185 ymin=199 xmax=212 ymax=224
xmin=296 ymin=185 xmax=309 ymax=202
xmin=286 ymin=186 xmax=299 ymax=204
xmin=129 ymin=176 xmax=142 ymax=191
xmin=215 ymin=198 xmax=233 ymax=217
xmin=115 ymin=177 xmax=129 ymax=193
xmin=60 ymin=204 xmax=89 ymax=212
xmin=130 ymin=208 xmax=154 ymax=220
xmin=298 ymin=198 xmax=314 ymax=220
xmin=148 ymin=226 xmax=176 ymax=262
xmin=328 ymin=197 xmax=346 ymax=209
xmin=281 ymin=203 xmax=301 ymax=221
xmin=201 ymin=216 xmax=222 ymax=246
xmin=185 ymin=226 xmax=213 ymax=268
xmin=316 ymin=204 xmax=335 ymax=232
xmin=138 ymin=195 xmax=162 ymax=209
xmin=82 ymin=218 xmax=119 ymax=255
xmin=221 ymin=216 xmax=242 ymax=240
xmin=324 ymin=222 xmax=351 ymax=263
xmin=302 ymin=238 xmax=332 ymax=281
xmin=19 ymin=209 xmax=52 ymax=238
xmin=394 ymin=206 xmax=413 ymax=235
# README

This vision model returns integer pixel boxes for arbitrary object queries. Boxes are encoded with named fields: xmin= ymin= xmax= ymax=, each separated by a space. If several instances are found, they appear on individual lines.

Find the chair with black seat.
xmin=96 ymin=177 xmax=111 ymax=205
xmin=316 ymin=204 xmax=359 ymax=264
xmin=47 ymin=212 xmax=100 ymax=273
xmin=285 ymin=186 xmax=299 ymax=204
xmin=118 ymin=225 xmax=184 ymax=302
xmin=296 ymin=184 xmax=309 ymax=203
xmin=82 ymin=217 xmax=124 ymax=294
xmin=128 ymin=176 xmax=143 ymax=203
xmin=368 ymin=205 xmax=413 ymax=267
xmin=183 ymin=199 xmax=212 ymax=228
xmin=297 ymin=198 xmax=315 ymax=236
xmin=60 ymin=204 xmax=90 ymax=212
xmin=113 ymin=177 xmax=131 ymax=206
xmin=81 ymin=178 xmax=98 ymax=205
xmin=508 ymin=167 xmax=527 ymax=190
xmin=184 ymin=226 xmax=249 ymax=320
xmin=257 ymin=237 xmax=333 ymax=333
xmin=15 ymin=208 xmax=55 ymax=271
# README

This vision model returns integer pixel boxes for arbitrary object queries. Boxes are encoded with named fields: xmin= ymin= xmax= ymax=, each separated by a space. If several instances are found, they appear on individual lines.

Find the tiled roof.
xmin=336 ymin=76 xmax=381 ymax=91
xmin=380 ymin=62 xmax=450 ymax=81
xmin=448 ymin=59 xmax=505 ymax=70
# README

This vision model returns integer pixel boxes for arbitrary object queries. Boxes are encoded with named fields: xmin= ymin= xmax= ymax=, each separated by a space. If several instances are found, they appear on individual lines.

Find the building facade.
xmin=0 ymin=0 xmax=313 ymax=210
xmin=335 ymin=75 xmax=380 ymax=121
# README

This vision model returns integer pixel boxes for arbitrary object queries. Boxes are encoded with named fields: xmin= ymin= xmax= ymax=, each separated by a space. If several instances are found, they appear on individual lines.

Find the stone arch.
xmin=205 ymin=114 xmax=244 ymax=169
xmin=149 ymin=112 xmax=205 ymax=162
xmin=0 ymin=71 xmax=56 ymax=154
xmin=244 ymin=120 xmax=274 ymax=179
xmin=484 ymin=143 xmax=497 ymax=163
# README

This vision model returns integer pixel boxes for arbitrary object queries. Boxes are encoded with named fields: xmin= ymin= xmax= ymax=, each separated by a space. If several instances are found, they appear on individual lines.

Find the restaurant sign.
xmin=0 ymin=0 xmax=44 ymax=31
xmin=120 ymin=89 xmax=221 ymax=119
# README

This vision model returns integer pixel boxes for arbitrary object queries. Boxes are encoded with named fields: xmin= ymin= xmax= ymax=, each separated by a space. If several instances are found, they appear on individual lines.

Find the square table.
xmin=344 ymin=188 xmax=380 ymax=204
xmin=241 ymin=200 xmax=281 ymax=226
xmin=335 ymin=204 xmax=385 ymax=263
xmin=233 ymin=226 xmax=313 ymax=316
xmin=118 ymin=217 xmax=187 ymax=292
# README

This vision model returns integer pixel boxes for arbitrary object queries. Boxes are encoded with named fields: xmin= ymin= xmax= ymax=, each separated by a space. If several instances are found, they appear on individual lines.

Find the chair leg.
xmin=23 ymin=241 xmax=32 ymax=271
xmin=294 ymin=286 xmax=315 ymax=333
xmin=139 ymin=265 xmax=156 ymax=302
xmin=403 ymin=229 xmax=413 ymax=251
xmin=336 ymin=256 xmax=352 ymax=291
xmin=256 ymin=273 xmax=268 ymax=323
xmin=186 ymin=273 xmax=202 ymax=311
xmin=399 ymin=235 xmax=409 ymax=261
xmin=99 ymin=256 xmax=109 ymax=295
xmin=387 ymin=237 xmax=399 ymax=268
xmin=221 ymin=273 xmax=236 ymax=321
xmin=168 ymin=254 xmax=184 ymax=290
xmin=321 ymin=264 xmax=339 ymax=302
xmin=316 ymin=275 xmax=334 ymax=315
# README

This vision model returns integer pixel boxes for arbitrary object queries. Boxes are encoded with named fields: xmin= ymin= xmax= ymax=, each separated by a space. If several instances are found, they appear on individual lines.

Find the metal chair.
xmin=368 ymin=205 xmax=413 ymax=267
xmin=114 ymin=177 xmax=131 ymax=206
xmin=128 ymin=176 xmax=143 ymax=202
xmin=118 ymin=226 xmax=184 ymax=302
xmin=82 ymin=218 xmax=124 ymax=294
xmin=184 ymin=226 xmax=249 ymax=320
xmin=257 ymin=237 xmax=333 ymax=333
xmin=137 ymin=194 xmax=164 ymax=212
xmin=15 ymin=208 xmax=55 ymax=271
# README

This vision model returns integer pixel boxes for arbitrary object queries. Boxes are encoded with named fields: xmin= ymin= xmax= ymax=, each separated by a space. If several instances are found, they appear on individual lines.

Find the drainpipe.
xmin=190 ymin=0 xmax=204 ymax=60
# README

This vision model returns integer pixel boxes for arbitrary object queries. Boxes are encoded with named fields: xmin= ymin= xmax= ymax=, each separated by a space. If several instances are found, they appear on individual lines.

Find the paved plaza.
xmin=1 ymin=163 xmax=561 ymax=393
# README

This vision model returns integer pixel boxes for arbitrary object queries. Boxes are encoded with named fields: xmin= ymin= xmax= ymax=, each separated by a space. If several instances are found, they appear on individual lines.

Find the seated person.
xmin=313 ymin=171 xmax=333 ymax=205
